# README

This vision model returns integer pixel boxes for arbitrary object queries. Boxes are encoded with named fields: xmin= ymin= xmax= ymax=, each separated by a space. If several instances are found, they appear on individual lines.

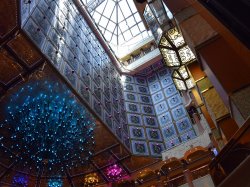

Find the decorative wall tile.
xmin=155 ymin=101 xmax=168 ymax=115
xmin=135 ymin=77 xmax=147 ymax=85
xmin=125 ymin=75 xmax=134 ymax=83
xmin=165 ymin=138 xmax=181 ymax=150
xmin=125 ymin=102 xmax=140 ymax=113
xmin=147 ymin=74 xmax=158 ymax=84
xmin=129 ymin=126 xmax=146 ymax=140
xmin=120 ymin=109 xmax=127 ymax=122
xmin=93 ymin=70 xmax=101 ymax=86
xmin=160 ymin=76 xmax=173 ymax=88
xmin=63 ymin=64 xmax=77 ymax=87
xmin=104 ymin=111 xmax=113 ymax=130
xmin=112 ymin=97 xmax=119 ymax=112
xmin=146 ymin=128 xmax=162 ymax=141
xmin=139 ymin=95 xmax=152 ymax=104
xmin=137 ymin=85 xmax=150 ymax=95
xmin=158 ymin=112 xmax=172 ymax=127
xmin=164 ymin=84 xmax=177 ymax=97
xmin=104 ymin=98 xmax=112 ymax=114
xmin=115 ymin=124 xmax=122 ymax=140
xmin=122 ymin=122 xmax=129 ymax=134
xmin=113 ymin=110 xmax=120 ymax=124
xmin=143 ymin=116 xmax=158 ymax=127
xmin=131 ymin=140 xmax=149 ymax=155
xmin=127 ymin=114 xmax=142 ymax=126
xmin=79 ymin=82 xmax=91 ymax=104
xmin=162 ymin=125 xmax=177 ymax=140
xmin=167 ymin=94 xmax=182 ymax=108
xmin=171 ymin=105 xmax=187 ymax=121
xmin=80 ymin=67 xmax=91 ymax=87
xmin=124 ymin=92 xmax=138 ymax=102
xmin=149 ymin=142 xmax=165 ymax=156
xmin=141 ymin=105 xmax=155 ymax=115
xmin=124 ymin=83 xmax=136 ymax=92
xmin=176 ymin=117 xmax=193 ymax=134
xmin=82 ymin=61 xmax=91 ymax=74
xmin=180 ymin=130 xmax=196 ymax=142
xmin=152 ymin=91 xmax=164 ymax=104
xmin=123 ymin=135 xmax=131 ymax=150
xmin=92 ymin=97 xmax=102 ymax=118
xmin=93 ymin=83 xmax=102 ymax=102
xmin=28 ymin=17 xmax=47 ymax=46
xmin=111 ymin=86 xmax=118 ymax=98
xmin=149 ymin=82 xmax=161 ymax=94
xmin=43 ymin=40 xmax=63 ymax=69
xmin=103 ymin=86 xmax=110 ymax=100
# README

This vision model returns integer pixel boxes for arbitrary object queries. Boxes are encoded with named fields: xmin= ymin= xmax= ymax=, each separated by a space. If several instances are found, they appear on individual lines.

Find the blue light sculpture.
xmin=48 ymin=178 xmax=63 ymax=187
xmin=0 ymin=81 xmax=95 ymax=173
xmin=12 ymin=174 xmax=28 ymax=187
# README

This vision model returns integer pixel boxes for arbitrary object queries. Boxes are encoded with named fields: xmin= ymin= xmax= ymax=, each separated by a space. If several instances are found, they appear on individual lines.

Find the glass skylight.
xmin=81 ymin=0 xmax=152 ymax=57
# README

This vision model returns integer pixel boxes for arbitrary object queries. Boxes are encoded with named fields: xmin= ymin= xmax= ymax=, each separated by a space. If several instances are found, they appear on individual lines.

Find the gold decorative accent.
xmin=84 ymin=173 xmax=99 ymax=186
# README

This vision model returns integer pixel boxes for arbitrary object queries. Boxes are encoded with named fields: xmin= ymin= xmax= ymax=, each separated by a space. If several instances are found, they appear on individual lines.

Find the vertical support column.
xmin=183 ymin=169 xmax=194 ymax=187
xmin=181 ymin=159 xmax=194 ymax=187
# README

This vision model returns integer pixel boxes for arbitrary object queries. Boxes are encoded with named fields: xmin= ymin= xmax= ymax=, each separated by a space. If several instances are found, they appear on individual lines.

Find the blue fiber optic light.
xmin=48 ymin=178 xmax=63 ymax=187
xmin=12 ymin=174 xmax=28 ymax=187
xmin=0 ymin=81 xmax=95 ymax=173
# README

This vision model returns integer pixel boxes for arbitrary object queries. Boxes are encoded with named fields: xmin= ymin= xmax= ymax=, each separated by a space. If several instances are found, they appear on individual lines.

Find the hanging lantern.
xmin=84 ymin=173 xmax=99 ymax=186
xmin=143 ymin=0 xmax=173 ymax=43
xmin=172 ymin=65 xmax=195 ymax=91
xmin=159 ymin=27 xmax=196 ymax=67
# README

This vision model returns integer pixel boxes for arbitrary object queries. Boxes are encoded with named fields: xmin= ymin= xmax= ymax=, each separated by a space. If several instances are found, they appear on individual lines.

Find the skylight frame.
xmin=81 ymin=0 xmax=152 ymax=57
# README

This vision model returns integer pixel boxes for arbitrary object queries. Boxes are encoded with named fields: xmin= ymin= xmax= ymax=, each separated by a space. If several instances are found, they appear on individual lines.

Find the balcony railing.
xmin=209 ymin=117 xmax=250 ymax=185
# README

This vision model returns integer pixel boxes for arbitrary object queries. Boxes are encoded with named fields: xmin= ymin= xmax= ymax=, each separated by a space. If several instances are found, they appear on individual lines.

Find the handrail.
xmin=209 ymin=117 xmax=250 ymax=185
xmin=209 ymin=117 xmax=250 ymax=168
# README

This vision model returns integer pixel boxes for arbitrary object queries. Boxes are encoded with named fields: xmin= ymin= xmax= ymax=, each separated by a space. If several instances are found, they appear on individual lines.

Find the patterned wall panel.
xmin=149 ymin=142 xmax=165 ymax=156
xmin=123 ymin=63 xmax=197 ymax=156
xmin=152 ymin=91 xmax=165 ymax=104
xmin=143 ymin=116 xmax=159 ymax=128
xmin=129 ymin=126 xmax=146 ymax=140
xmin=131 ymin=140 xmax=149 ymax=156
xmin=158 ymin=112 xmax=173 ymax=127
xmin=165 ymin=138 xmax=181 ymax=150
xmin=164 ymin=84 xmax=177 ymax=97
xmin=137 ymin=85 xmax=150 ymax=95
xmin=162 ymin=125 xmax=178 ymax=140
xmin=167 ymin=94 xmax=183 ymax=108
xmin=146 ymin=128 xmax=162 ymax=141
xmin=149 ymin=82 xmax=161 ymax=94
xmin=155 ymin=101 xmax=168 ymax=115
xmin=171 ymin=105 xmax=187 ymax=121
xmin=127 ymin=114 xmax=143 ymax=126
xmin=176 ymin=117 xmax=193 ymax=134
xmin=22 ymin=0 xmax=128 ymax=150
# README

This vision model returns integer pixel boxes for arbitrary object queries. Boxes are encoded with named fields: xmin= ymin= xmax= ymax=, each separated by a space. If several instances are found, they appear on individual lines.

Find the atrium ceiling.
xmin=80 ymin=0 xmax=152 ymax=57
